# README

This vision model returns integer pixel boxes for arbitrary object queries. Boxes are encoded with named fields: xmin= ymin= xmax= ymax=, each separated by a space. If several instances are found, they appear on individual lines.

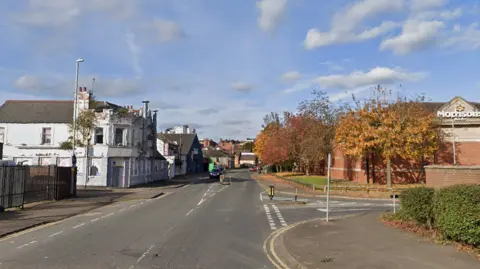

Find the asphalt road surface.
xmin=0 ymin=169 xmax=391 ymax=269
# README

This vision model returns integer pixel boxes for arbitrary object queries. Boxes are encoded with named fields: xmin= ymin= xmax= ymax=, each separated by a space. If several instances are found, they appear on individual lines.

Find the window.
xmin=0 ymin=127 xmax=4 ymax=143
xmin=131 ymin=129 xmax=135 ymax=146
xmin=115 ymin=128 xmax=124 ymax=146
xmin=94 ymin=128 xmax=104 ymax=144
xmin=41 ymin=128 xmax=52 ymax=144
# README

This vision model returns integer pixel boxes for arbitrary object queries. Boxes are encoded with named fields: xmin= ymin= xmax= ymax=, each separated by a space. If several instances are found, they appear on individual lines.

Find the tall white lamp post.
xmin=71 ymin=58 xmax=84 ymax=196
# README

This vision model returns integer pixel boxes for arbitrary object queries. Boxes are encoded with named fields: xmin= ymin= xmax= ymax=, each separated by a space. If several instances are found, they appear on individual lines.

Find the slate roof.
xmin=161 ymin=133 xmax=198 ymax=155
xmin=0 ymin=100 xmax=74 ymax=123
xmin=202 ymin=148 xmax=231 ymax=158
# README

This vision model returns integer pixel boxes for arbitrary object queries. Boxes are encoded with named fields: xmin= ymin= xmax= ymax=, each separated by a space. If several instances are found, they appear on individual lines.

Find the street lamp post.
xmin=71 ymin=58 xmax=84 ymax=196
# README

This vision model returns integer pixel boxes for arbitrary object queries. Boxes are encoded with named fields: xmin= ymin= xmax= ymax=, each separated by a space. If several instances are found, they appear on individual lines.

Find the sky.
xmin=1 ymin=0 xmax=480 ymax=141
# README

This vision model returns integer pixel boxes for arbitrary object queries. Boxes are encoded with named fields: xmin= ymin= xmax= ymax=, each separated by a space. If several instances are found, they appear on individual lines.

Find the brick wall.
xmin=425 ymin=165 xmax=480 ymax=188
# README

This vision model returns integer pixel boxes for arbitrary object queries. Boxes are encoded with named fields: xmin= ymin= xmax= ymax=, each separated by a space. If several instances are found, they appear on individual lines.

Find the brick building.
xmin=330 ymin=96 xmax=480 ymax=184
xmin=201 ymin=138 xmax=217 ymax=149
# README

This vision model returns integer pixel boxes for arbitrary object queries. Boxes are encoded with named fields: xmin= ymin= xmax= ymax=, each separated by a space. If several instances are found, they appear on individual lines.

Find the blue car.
xmin=209 ymin=168 xmax=222 ymax=179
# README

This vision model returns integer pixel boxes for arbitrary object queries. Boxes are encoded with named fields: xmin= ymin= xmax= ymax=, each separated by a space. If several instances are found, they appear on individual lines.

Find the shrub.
xmin=434 ymin=184 xmax=480 ymax=246
xmin=399 ymin=187 xmax=435 ymax=226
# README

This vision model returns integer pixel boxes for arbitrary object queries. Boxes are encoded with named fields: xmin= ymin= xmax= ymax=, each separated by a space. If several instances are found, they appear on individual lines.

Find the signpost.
xmin=326 ymin=153 xmax=331 ymax=222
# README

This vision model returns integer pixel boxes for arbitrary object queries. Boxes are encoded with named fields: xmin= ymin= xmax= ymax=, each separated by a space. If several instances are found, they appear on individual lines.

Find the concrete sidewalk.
xmin=277 ymin=212 xmax=478 ymax=268
xmin=0 ymin=183 xmax=181 ymax=238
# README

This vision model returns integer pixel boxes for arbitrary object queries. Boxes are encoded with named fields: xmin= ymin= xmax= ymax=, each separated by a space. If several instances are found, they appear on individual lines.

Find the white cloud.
xmin=257 ymin=0 xmax=287 ymax=32
xmin=13 ymin=0 xmax=136 ymax=27
xmin=125 ymin=31 xmax=142 ymax=78
xmin=380 ymin=20 xmax=445 ymax=54
xmin=412 ymin=7 xmax=462 ymax=20
xmin=304 ymin=0 xmax=403 ymax=49
xmin=314 ymin=67 xmax=426 ymax=89
xmin=281 ymin=71 xmax=302 ymax=83
xmin=231 ymin=82 xmax=254 ymax=92
xmin=13 ymin=75 xmax=143 ymax=98
xmin=329 ymin=87 xmax=371 ymax=102
xmin=409 ymin=0 xmax=447 ymax=11
xmin=282 ymin=78 xmax=314 ymax=94
xmin=151 ymin=19 xmax=185 ymax=43
xmin=444 ymin=23 xmax=480 ymax=50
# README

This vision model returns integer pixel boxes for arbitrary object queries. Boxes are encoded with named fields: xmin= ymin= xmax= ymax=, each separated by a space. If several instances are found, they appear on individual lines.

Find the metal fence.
xmin=0 ymin=165 xmax=73 ymax=209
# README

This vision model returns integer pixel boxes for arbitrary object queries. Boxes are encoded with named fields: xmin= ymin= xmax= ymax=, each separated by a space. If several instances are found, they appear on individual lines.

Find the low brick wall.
xmin=425 ymin=165 xmax=480 ymax=188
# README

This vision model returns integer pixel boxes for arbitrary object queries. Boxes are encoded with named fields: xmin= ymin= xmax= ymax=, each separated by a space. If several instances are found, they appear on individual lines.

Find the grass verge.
xmin=380 ymin=212 xmax=480 ymax=261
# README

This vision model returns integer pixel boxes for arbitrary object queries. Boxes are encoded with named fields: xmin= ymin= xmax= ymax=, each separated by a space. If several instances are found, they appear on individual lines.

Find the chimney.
xmin=142 ymin=101 xmax=149 ymax=119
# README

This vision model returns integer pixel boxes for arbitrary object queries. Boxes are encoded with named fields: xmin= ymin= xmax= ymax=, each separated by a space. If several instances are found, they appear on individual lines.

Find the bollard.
xmin=295 ymin=187 xmax=298 ymax=202
xmin=269 ymin=185 xmax=275 ymax=200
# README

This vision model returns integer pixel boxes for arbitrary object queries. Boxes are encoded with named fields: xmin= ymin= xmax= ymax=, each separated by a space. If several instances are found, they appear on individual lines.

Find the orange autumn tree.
xmin=254 ymin=113 xmax=289 ymax=171
xmin=335 ymin=87 xmax=441 ymax=186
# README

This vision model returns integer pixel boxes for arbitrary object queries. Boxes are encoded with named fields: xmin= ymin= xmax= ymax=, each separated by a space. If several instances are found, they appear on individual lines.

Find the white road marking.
xmin=102 ymin=212 xmax=115 ymax=218
xmin=186 ymin=209 xmax=194 ymax=216
xmin=16 ymin=240 xmax=37 ymax=249
xmin=17 ymin=243 xmax=29 ymax=249
xmin=130 ymin=204 xmax=136 ymax=208
xmin=48 ymin=231 xmax=63 ymax=237
xmin=263 ymin=204 xmax=277 ymax=230
xmin=119 ymin=208 xmax=126 ymax=212
xmin=260 ymin=191 xmax=265 ymax=202
xmin=271 ymin=205 xmax=287 ymax=227
xmin=137 ymin=245 xmax=155 ymax=263
xmin=140 ymin=202 xmax=144 ymax=205
xmin=72 ymin=223 xmax=85 ymax=229
xmin=197 ymin=198 xmax=205 ymax=206
xmin=317 ymin=208 xmax=373 ymax=212
xmin=91 ymin=218 xmax=100 ymax=222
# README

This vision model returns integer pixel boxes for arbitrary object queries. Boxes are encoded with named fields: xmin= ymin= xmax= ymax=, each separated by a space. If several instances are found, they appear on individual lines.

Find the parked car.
xmin=209 ymin=168 xmax=222 ymax=179
xmin=249 ymin=166 xmax=257 ymax=171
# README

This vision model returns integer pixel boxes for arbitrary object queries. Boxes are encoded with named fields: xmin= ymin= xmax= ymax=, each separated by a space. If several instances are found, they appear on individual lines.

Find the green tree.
xmin=60 ymin=110 xmax=97 ymax=150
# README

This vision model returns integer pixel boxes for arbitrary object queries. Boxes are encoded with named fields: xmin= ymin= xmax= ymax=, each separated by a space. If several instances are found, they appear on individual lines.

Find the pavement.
xmin=0 ymin=174 xmax=206 ymax=239
xmin=273 ymin=212 xmax=478 ymax=269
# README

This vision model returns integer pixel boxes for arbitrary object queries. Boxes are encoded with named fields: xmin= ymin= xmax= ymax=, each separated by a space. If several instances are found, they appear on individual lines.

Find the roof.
xmin=202 ymin=148 xmax=231 ymax=158
xmin=161 ymin=133 xmax=198 ymax=155
xmin=156 ymin=133 xmax=178 ymax=146
xmin=0 ymin=100 xmax=74 ymax=124
xmin=93 ymin=101 xmax=122 ymax=111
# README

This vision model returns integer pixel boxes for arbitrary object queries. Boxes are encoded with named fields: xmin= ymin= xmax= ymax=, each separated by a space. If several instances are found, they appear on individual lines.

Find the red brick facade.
xmin=425 ymin=165 xmax=480 ymax=188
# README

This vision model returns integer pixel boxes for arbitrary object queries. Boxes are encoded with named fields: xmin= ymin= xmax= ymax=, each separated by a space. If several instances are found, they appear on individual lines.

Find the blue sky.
xmin=1 ymin=0 xmax=480 ymax=141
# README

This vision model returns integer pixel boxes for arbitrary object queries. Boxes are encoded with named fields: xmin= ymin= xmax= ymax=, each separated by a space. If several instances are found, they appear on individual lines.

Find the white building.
xmin=0 ymin=87 xmax=168 ymax=187
xmin=165 ymin=124 xmax=196 ymax=134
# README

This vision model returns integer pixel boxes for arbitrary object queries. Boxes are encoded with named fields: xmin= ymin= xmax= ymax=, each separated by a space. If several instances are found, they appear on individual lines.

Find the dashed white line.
xmin=102 ymin=212 xmax=115 ymax=218
xmin=140 ymin=202 xmax=144 ymax=205
xmin=91 ymin=218 xmax=100 ymax=222
xmin=186 ymin=209 xmax=194 ymax=216
xmin=130 ymin=204 xmax=136 ymax=208
xmin=197 ymin=198 xmax=206 ymax=206
xmin=49 ymin=231 xmax=63 ymax=237
xmin=119 ymin=208 xmax=125 ymax=212
xmin=17 ymin=243 xmax=29 ymax=249
xmin=272 ymin=205 xmax=287 ymax=227
xmin=137 ymin=245 xmax=155 ymax=263
xmin=260 ymin=192 xmax=264 ymax=202
xmin=263 ymin=204 xmax=277 ymax=230
xmin=72 ymin=223 xmax=85 ymax=229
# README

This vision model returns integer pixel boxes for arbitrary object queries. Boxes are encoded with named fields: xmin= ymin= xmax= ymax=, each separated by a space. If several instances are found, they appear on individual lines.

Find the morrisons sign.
xmin=437 ymin=111 xmax=480 ymax=118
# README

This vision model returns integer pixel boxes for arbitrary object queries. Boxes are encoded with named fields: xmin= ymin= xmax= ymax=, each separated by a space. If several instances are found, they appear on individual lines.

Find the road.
xmin=0 ymin=169 xmax=392 ymax=268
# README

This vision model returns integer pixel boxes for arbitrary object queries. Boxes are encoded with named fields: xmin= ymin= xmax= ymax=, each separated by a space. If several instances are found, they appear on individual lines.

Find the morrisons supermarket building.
xmin=331 ymin=96 xmax=480 ymax=184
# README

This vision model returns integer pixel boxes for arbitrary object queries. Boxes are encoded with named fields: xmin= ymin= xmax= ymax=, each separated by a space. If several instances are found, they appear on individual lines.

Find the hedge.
xmin=433 ymin=184 xmax=480 ymax=246
xmin=400 ymin=187 xmax=435 ymax=226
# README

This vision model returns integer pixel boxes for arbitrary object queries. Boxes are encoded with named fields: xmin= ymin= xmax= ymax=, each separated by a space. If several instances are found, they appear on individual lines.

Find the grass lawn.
xmin=288 ymin=175 xmax=328 ymax=186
